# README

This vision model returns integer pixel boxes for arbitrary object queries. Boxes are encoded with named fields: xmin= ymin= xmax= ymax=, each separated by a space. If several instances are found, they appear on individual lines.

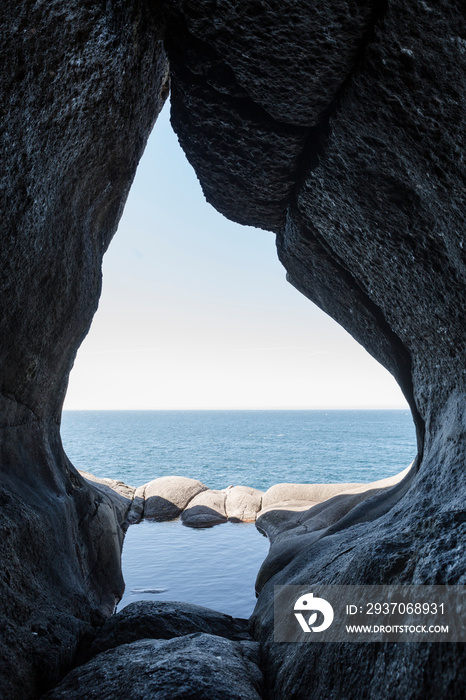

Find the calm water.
xmin=61 ymin=410 xmax=416 ymax=617
xmin=117 ymin=519 xmax=269 ymax=617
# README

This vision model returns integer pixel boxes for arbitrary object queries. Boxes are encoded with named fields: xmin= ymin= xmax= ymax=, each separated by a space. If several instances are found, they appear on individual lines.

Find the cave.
xmin=1 ymin=0 xmax=465 ymax=698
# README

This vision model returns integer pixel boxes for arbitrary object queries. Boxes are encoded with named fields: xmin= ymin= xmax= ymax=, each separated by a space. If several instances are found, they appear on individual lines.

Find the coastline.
xmin=80 ymin=464 xmax=411 ymax=535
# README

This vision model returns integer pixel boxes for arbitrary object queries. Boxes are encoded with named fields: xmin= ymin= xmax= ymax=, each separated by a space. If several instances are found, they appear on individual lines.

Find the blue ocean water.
xmin=61 ymin=410 xmax=416 ymax=617
xmin=61 ymin=410 xmax=417 ymax=490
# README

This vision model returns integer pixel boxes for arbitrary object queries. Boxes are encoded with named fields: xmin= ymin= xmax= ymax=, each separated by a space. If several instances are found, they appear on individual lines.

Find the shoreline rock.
xmin=226 ymin=485 xmax=263 ymax=522
xmin=181 ymin=488 xmax=228 ymax=527
xmin=144 ymin=476 xmax=208 ymax=521
xmin=80 ymin=466 xmax=411 ymax=531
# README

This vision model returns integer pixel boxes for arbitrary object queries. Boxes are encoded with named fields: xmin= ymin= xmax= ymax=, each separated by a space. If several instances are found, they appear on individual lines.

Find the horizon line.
xmin=62 ymin=406 xmax=410 ymax=412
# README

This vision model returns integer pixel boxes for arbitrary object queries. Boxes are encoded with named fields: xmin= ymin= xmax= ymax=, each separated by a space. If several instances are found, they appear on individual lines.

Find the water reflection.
xmin=118 ymin=519 xmax=270 ymax=618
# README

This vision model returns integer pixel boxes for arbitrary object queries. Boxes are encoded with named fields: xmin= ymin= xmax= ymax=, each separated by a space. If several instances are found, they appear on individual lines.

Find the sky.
xmin=63 ymin=104 xmax=408 ymax=410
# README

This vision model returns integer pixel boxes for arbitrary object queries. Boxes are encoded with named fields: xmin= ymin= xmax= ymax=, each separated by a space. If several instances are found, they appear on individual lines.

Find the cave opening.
xmin=61 ymin=101 xmax=416 ymax=477
xmin=59 ymin=102 xmax=416 ymax=616
xmin=3 ymin=2 xmax=464 ymax=695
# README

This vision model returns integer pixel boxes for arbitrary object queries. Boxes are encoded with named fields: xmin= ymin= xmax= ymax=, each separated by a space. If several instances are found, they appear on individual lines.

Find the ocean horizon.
xmin=61 ymin=409 xmax=417 ymax=490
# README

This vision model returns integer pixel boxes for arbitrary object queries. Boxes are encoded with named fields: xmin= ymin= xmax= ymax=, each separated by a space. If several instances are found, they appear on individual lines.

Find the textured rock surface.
xmin=79 ymin=470 xmax=135 ymax=527
xmin=162 ymin=0 xmax=466 ymax=697
xmin=87 ymin=600 xmax=250 ymax=659
xmin=125 ymin=484 xmax=147 ymax=526
xmin=160 ymin=0 xmax=374 ymax=230
xmin=256 ymin=468 xmax=411 ymax=539
xmin=0 ymin=1 xmax=167 ymax=696
xmin=45 ymin=634 xmax=264 ymax=700
xmin=144 ymin=476 xmax=208 ymax=520
xmin=181 ymin=488 xmax=228 ymax=527
xmin=3 ymin=0 xmax=466 ymax=697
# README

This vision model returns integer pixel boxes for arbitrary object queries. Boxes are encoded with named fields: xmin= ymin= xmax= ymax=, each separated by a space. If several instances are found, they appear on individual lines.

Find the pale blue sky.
xmin=64 ymin=104 xmax=408 ymax=410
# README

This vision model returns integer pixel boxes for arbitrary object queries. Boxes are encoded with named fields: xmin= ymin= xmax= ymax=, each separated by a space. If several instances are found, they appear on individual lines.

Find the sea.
xmin=61 ymin=410 xmax=416 ymax=617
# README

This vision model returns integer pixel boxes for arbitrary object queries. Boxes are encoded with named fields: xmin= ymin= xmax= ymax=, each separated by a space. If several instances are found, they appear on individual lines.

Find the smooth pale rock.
xmin=78 ymin=471 xmax=135 ymax=502
xmin=144 ymin=476 xmax=208 ymax=521
xmin=261 ymin=482 xmax=361 ymax=509
xmin=45 ymin=634 xmax=263 ymax=700
xmin=181 ymin=489 xmax=227 ymax=528
xmin=226 ymin=485 xmax=263 ymax=522
xmin=256 ymin=469 xmax=411 ymax=543
xmin=88 ymin=601 xmax=250 ymax=658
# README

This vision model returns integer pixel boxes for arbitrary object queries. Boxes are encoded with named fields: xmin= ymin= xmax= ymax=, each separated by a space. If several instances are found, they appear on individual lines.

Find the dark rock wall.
xmin=162 ymin=0 xmax=375 ymax=230
xmin=161 ymin=0 xmax=466 ymax=697
xmin=0 ymin=2 xmax=167 ymax=696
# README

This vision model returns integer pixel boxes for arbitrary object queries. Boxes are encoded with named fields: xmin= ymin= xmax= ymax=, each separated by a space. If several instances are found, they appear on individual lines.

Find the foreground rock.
xmin=88 ymin=601 xmax=250 ymax=658
xmin=45 ymin=634 xmax=263 ymax=700
xmin=181 ymin=489 xmax=228 ymax=527
xmin=3 ymin=0 xmax=466 ymax=697
xmin=144 ymin=476 xmax=208 ymax=521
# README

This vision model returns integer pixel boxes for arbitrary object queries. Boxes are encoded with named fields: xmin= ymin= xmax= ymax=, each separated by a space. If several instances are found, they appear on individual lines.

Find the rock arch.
xmin=1 ymin=0 xmax=464 ymax=696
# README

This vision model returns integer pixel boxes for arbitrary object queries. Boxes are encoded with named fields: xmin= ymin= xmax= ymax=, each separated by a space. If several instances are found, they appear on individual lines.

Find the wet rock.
xmin=144 ymin=476 xmax=208 ymax=521
xmin=181 ymin=489 xmax=227 ymax=528
xmin=88 ymin=600 xmax=250 ymax=658
xmin=45 ymin=634 xmax=263 ymax=700
xmin=225 ymin=485 xmax=263 ymax=522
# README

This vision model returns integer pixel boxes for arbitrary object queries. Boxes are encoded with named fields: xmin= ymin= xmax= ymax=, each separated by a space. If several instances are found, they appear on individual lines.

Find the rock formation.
xmin=44 ymin=633 xmax=264 ymax=700
xmin=143 ymin=475 xmax=208 ymax=520
xmin=0 ymin=1 xmax=168 ymax=695
xmin=2 ymin=0 xmax=465 ymax=697
xmin=160 ymin=0 xmax=466 ymax=697
xmin=87 ymin=600 xmax=251 ymax=658
xmin=104 ymin=473 xmax=398 ymax=530
xmin=226 ymin=485 xmax=263 ymax=522
xmin=181 ymin=488 xmax=229 ymax=527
